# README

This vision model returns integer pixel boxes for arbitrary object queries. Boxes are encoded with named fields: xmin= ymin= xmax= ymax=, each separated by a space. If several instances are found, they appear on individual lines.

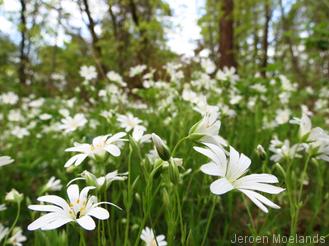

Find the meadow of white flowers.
xmin=1 ymin=61 xmax=329 ymax=245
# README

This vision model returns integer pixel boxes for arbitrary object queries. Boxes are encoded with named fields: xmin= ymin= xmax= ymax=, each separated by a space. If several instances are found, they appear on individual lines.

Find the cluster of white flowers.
xmin=79 ymin=65 xmax=97 ymax=81
xmin=1 ymin=60 xmax=328 ymax=245
xmin=64 ymin=132 xmax=126 ymax=167
xmin=129 ymin=64 xmax=147 ymax=77
xmin=57 ymin=113 xmax=87 ymax=133
xmin=0 ymin=92 xmax=19 ymax=105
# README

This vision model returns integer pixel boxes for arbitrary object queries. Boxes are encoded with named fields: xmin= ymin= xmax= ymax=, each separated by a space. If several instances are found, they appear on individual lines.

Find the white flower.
xmin=117 ymin=113 xmax=145 ymax=132
xmin=5 ymin=189 xmax=23 ymax=203
xmin=194 ymin=144 xmax=285 ymax=213
xmin=0 ymin=92 xmax=19 ymax=105
xmin=64 ymin=132 xmax=126 ymax=167
xmin=43 ymin=177 xmax=63 ymax=192
xmin=129 ymin=64 xmax=147 ymax=77
xmin=279 ymin=75 xmax=297 ymax=91
xmin=293 ymin=113 xmax=329 ymax=162
xmin=8 ymin=227 xmax=26 ymax=246
xmin=274 ymin=108 xmax=290 ymax=125
xmin=28 ymin=184 xmax=118 ymax=231
xmin=189 ymin=112 xmax=226 ymax=146
xmin=201 ymin=58 xmax=216 ymax=74
xmin=11 ymin=127 xmax=29 ymax=139
xmin=193 ymin=96 xmax=219 ymax=116
xmin=0 ymin=204 xmax=7 ymax=211
xmin=141 ymin=226 xmax=167 ymax=246
xmin=216 ymin=67 xmax=239 ymax=83
xmin=182 ymin=88 xmax=198 ymax=104
xmin=58 ymin=113 xmax=87 ymax=133
xmin=8 ymin=110 xmax=24 ymax=122
xmin=39 ymin=113 xmax=52 ymax=121
xmin=0 ymin=156 xmax=14 ymax=167
xmin=79 ymin=65 xmax=97 ymax=81
xmin=0 ymin=224 xmax=9 ymax=243
xmin=250 ymin=83 xmax=267 ymax=93
xmin=29 ymin=98 xmax=45 ymax=108
xmin=300 ymin=113 xmax=312 ymax=138
xmin=107 ymin=71 xmax=126 ymax=87
xmin=308 ymin=127 xmax=329 ymax=162
xmin=269 ymin=138 xmax=300 ymax=162
xmin=69 ymin=170 xmax=127 ymax=189
xmin=132 ymin=126 xmax=151 ymax=143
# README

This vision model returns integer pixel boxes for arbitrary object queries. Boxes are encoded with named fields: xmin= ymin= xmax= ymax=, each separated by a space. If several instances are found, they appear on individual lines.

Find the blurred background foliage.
xmin=0 ymin=0 xmax=328 ymax=93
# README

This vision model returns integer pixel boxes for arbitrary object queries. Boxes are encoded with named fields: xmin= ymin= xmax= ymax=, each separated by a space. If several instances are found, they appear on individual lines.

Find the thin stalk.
xmin=79 ymin=228 xmax=86 ymax=246
xmin=124 ymin=144 xmax=133 ymax=246
xmin=175 ymin=189 xmax=185 ymax=244
xmin=201 ymin=198 xmax=216 ymax=246
xmin=243 ymin=197 xmax=257 ymax=238
xmin=172 ymin=136 xmax=190 ymax=156
xmin=3 ymin=202 xmax=21 ymax=246
xmin=290 ymin=154 xmax=311 ymax=237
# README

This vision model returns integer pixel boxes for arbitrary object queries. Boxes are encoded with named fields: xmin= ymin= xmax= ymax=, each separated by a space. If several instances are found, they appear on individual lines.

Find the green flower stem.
xmin=79 ymin=228 xmax=86 ymax=246
xmin=290 ymin=153 xmax=311 ymax=238
xmin=172 ymin=136 xmax=190 ymax=156
xmin=175 ymin=188 xmax=185 ymax=245
xmin=243 ymin=197 xmax=257 ymax=239
xmin=124 ymin=144 xmax=133 ymax=246
xmin=201 ymin=198 xmax=216 ymax=246
xmin=3 ymin=202 xmax=21 ymax=246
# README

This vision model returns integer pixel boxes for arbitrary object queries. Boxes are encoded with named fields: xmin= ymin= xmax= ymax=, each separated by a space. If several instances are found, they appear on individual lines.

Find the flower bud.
xmin=256 ymin=144 xmax=266 ymax=159
xmin=151 ymin=133 xmax=171 ymax=161
xmin=81 ymin=170 xmax=99 ymax=187
xmin=169 ymin=161 xmax=180 ymax=184
xmin=162 ymin=188 xmax=170 ymax=207
xmin=5 ymin=189 xmax=23 ymax=203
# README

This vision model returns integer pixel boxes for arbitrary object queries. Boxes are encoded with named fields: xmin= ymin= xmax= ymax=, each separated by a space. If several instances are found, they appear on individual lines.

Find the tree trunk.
xmin=18 ymin=0 xmax=27 ymax=85
xmin=279 ymin=0 xmax=305 ymax=83
xmin=80 ymin=0 xmax=107 ymax=79
xmin=261 ymin=0 xmax=271 ymax=77
xmin=219 ymin=0 xmax=236 ymax=69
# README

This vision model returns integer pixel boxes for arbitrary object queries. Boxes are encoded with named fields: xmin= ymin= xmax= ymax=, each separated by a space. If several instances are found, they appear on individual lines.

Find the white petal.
xmin=67 ymin=185 xmax=80 ymax=203
xmin=239 ymin=189 xmax=280 ymax=213
xmin=79 ymin=186 xmax=95 ymax=202
xmin=76 ymin=216 xmax=96 ymax=230
xmin=87 ymin=207 xmax=109 ymax=220
xmin=28 ymin=205 xmax=62 ymax=212
xmin=27 ymin=213 xmax=58 ymax=230
xmin=92 ymin=135 xmax=108 ymax=147
xmin=200 ymin=162 xmax=223 ymax=176
xmin=210 ymin=178 xmax=234 ymax=195
xmin=37 ymin=195 xmax=70 ymax=210
xmin=64 ymin=154 xmax=88 ymax=167
xmin=227 ymin=147 xmax=251 ymax=180
xmin=65 ymin=144 xmax=90 ymax=153
xmin=104 ymin=145 xmax=120 ymax=157
xmin=106 ymin=132 xmax=126 ymax=143
xmin=235 ymin=182 xmax=285 ymax=194
xmin=74 ymin=154 xmax=89 ymax=166
xmin=193 ymin=146 xmax=222 ymax=165
xmin=41 ymin=217 xmax=72 ymax=230
xmin=203 ymin=143 xmax=227 ymax=164
xmin=236 ymin=174 xmax=279 ymax=184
